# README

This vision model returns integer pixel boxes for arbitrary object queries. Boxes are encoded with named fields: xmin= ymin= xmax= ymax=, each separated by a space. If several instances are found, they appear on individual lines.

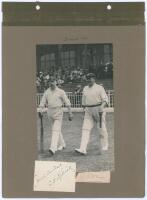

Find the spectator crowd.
xmin=36 ymin=63 xmax=113 ymax=93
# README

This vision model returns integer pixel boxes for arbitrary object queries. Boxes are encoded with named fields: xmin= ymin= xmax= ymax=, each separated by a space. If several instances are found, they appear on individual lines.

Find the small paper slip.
xmin=34 ymin=161 xmax=76 ymax=192
xmin=76 ymin=171 xmax=110 ymax=183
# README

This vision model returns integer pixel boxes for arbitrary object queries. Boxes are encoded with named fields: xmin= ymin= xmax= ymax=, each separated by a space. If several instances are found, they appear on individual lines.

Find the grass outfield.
xmin=37 ymin=112 xmax=114 ymax=172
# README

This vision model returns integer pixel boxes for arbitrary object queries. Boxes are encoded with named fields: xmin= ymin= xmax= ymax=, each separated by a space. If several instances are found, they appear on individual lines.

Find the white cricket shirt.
xmin=39 ymin=87 xmax=71 ymax=108
xmin=82 ymin=83 xmax=108 ymax=106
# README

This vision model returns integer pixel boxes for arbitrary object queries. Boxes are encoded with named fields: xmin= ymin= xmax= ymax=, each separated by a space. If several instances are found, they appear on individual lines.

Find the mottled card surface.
xmin=3 ymin=2 xmax=145 ymax=197
xmin=34 ymin=161 xmax=76 ymax=192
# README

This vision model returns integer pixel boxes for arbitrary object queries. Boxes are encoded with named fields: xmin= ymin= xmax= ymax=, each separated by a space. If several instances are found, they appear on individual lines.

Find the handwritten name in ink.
xmin=35 ymin=163 xmax=76 ymax=186
xmin=63 ymin=36 xmax=87 ymax=41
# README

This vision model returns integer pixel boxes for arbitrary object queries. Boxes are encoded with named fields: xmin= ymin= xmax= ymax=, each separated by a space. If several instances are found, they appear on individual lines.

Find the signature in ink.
xmin=64 ymin=36 xmax=87 ymax=41
xmin=35 ymin=163 xmax=76 ymax=186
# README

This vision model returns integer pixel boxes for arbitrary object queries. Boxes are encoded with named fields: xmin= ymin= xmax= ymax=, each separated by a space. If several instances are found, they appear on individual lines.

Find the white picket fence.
xmin=37 ymin=90 xmax=114 ymax=112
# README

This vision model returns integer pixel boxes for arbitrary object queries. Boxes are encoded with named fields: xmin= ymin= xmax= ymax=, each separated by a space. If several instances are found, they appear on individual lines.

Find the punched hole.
xmin=107 ymin=4 xmax=112 ymax=10
xmin=36 ymin=4 xmax=40 ymax=10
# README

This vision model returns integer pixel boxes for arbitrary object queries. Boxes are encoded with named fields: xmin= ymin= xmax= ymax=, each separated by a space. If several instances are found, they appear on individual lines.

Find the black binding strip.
xmin=2 ymin=2 xmax=145 ymax=26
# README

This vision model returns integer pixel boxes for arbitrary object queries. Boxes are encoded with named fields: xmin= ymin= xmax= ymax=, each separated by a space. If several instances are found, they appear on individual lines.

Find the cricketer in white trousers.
xmin=76 ymin=83 xmax=109 ymax=154
xmin=39 ymin=86 xmax=71 ymax=153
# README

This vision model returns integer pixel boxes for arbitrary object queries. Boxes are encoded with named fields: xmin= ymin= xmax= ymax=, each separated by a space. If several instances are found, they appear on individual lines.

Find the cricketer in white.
xmin=75 ymin=73 xmax=109 ymax=155
xmin=39 ymin=78 xmax=73 ymax=156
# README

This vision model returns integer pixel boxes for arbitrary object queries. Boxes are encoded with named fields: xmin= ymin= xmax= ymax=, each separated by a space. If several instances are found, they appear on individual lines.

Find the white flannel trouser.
xmin=79 ymin=107 xmax=108 ymax=153
xmin=47 ymin=107 xmax=65 ymax=153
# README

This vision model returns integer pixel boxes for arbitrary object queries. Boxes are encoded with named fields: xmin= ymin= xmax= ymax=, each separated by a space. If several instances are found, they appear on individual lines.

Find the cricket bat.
xmin=38 ymin=112 xmax=44 ymax=153
xmin=99 ymin=112 xmax=102 ymax=128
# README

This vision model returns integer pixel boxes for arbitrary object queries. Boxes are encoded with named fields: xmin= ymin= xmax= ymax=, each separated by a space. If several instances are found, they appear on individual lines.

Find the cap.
xmin=86 ymin=73 xmax=96 ymax=79
xmin=49 ymin=76 xmax=56 ymax=82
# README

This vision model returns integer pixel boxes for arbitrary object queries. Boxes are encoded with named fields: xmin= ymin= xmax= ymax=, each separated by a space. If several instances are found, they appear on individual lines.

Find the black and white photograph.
xmin=36 ymin=43 xmax=114 ymax=172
